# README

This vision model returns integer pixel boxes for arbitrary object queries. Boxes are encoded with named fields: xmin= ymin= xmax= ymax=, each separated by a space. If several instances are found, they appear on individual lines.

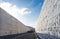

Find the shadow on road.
xmin=37 ymin=33 xmax=60 ymax=39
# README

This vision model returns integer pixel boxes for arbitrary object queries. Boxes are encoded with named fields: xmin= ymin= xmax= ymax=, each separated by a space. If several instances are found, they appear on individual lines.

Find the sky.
xmin=0 ymin=0 xmax=44 ymax=28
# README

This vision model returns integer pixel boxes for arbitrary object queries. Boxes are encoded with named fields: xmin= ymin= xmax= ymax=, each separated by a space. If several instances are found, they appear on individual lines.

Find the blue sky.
xmin=0 ymin=0 xmax=44 ymax=28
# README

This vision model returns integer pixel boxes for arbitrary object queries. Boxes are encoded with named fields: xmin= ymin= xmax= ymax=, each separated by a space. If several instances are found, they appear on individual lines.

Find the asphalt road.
xmin=0 ymin=31 xmax=37 ymax=39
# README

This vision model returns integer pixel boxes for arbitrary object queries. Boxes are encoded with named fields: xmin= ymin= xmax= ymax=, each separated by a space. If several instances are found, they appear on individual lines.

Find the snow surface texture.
xmin=36 ymin=0 xmax=60 ymax=39
xmin=0 ymin=8 xmax=30 ymax=36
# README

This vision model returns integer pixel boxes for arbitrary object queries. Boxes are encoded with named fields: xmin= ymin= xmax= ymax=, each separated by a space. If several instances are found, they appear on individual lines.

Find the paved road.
xmin=0 ymin=32 xmax=37 ymax=39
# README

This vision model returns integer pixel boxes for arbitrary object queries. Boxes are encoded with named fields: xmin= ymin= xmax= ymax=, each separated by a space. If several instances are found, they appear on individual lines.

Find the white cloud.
xmin=0 ymin=2 xmax=31 ymax=16
xmin=0 ymin=2 xmax=34 ymax=27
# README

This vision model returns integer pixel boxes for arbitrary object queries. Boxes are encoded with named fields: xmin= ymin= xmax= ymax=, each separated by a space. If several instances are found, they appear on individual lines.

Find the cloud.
xmin=0 ymin=2 xmax=32 ymax=27
xmin=0 ymin=2 xmax=31 ymax=16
